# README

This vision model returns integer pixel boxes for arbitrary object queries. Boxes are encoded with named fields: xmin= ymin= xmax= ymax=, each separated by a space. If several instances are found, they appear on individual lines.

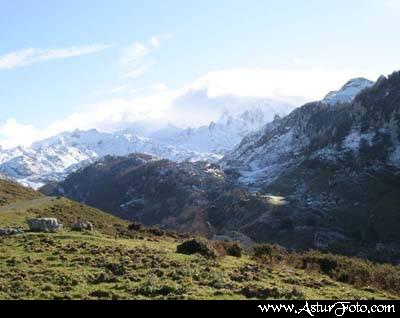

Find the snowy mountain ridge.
xmin=322 ymin=77 xmax=374 ymax=105
xmin=149 ymin=107 xmax=275 ymax=154
xmin=0 ymin=77 xmax=375 ymax=189
xmin=217 ymin=72 xmax=400 ymax=257
xmin=221 ymin=75 xmax=400 ymax=191
xmin=0 ymin=106 xmax=284 ymax=188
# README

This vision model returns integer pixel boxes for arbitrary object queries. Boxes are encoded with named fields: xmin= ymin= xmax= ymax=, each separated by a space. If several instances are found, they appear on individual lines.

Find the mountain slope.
xmin=322 ymin=78 xmax=374 ymax=105
xmin=0 ymin=178 xmax=42 ymax=206
xmin=39 ymin=72 xmax=400 ymax=262
xmin=41 ymin=154 xmax=277 ymax=239
xmin=0 ymin=181 xmax=398 ymax=300
xmin=221 ymin=71 xmax=400 ymax=260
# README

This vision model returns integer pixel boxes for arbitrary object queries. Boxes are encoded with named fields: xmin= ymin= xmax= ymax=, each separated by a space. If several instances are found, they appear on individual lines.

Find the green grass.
xmin=0 ymin=196 xmax=129 ymax=236
xmin=0 ymin=187 xmax=398 ymax=300
xmin=0 ymin=179 xmax=42 ymax=207
xmin=0 ymin=231 xmax=397 ymax=300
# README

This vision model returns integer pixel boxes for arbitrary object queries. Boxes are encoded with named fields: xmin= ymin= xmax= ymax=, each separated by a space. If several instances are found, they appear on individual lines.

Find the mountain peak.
xmin=322 ymin=77 xmax=374 ymax=105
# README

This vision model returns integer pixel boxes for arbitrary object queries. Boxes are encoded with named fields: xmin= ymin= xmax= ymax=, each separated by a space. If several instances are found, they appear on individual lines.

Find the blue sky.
xmin=0 ymin=0 xmax=399 ymax=148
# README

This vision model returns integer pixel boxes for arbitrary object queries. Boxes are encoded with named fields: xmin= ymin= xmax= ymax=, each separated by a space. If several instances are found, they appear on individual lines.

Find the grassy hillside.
xmin=0 ymin=188 xmax=399 ymax=300
xmin=0 ymin=179 xmax=42 ymax=206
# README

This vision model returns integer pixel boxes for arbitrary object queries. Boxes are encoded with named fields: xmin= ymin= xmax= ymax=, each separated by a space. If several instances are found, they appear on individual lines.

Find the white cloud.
xmin=119 ymin=42 xmax=151 ymax=65
xmin=150 ymin=82 xmax=168 ymax=93
xmin=149 ymin=36 xmax=160 ymax=48
xmin=380 ymin=0 xmax=400 ymax=17
xmin=125 ymin=60 xmax=155 ymax=79
xmin=385 ymin=0 xmax=400 ymax=10
xmin=148 ymin=33 xmax=173 ymax=49
xmin=117 ymin=35 xmax=171 ymax=78
xmin=77 ymin=67 xmax=380 ymax=130
xmin=0 ymin=67 xmax=381 ymax=149
xmin=110 ymin=85 xmax=129 ymax=94
xmin=294 ymin=57 xmax=305 ymax=65
xmin=0 ymin=45 xmax=111 ymax=70
xmin=184 ymin=68 xmax=378 ymax=101
xmin=0 ymin=118 xmax=44 ymax=148
xmin=45 ymin=92 xmax=176 ymax=135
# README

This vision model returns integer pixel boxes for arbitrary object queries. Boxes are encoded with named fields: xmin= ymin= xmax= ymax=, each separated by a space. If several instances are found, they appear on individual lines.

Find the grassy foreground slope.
xmin=0 ymin=179 xmax=42 ymax=206
xmin=0 ymin=181 xmax=399 ymax=300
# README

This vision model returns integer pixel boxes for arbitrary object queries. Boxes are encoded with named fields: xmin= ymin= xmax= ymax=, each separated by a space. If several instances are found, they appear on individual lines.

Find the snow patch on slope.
xmin=343 ymin=130 xmax=375 ymax=151
xmin=322 ymin=78 xmax=374 ymax=105
xmin=389 ymin=144 xmax=400 ymax=167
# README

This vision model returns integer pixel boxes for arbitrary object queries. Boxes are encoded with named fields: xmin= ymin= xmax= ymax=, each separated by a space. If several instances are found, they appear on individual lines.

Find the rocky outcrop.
xmin=27 ymin=218 xmax=63 ymax=233
xmin=0 ymin=227 xmax=24 ymax=236
xmin=71 ymin=220 xmax=94 ymax=231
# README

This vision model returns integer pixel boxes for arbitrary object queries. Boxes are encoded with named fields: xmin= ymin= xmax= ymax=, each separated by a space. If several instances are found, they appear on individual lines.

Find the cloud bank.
xmin=0 ymin=67 xmax=380 ymax=149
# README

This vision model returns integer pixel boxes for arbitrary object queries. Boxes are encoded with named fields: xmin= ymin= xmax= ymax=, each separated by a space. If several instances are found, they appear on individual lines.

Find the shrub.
xmin=89 ymin=272 xmax=119 ymax=284
xmin=210 ymin=241 xmax=242 ymax=257
xmin=316 ymin=257 xmax=339 ymax=275
xmin=372 ymin=264 xmax=400 ymax=294
xmin=135 ymin=282 xmax=186 ymax=297
xmin=241 ymin=285 xmax=282 ymax=299
xmin=226 ymin=243 xmax=243 ymax=258
xmin=337 ymin=262 xmax=371 ymax=286
xmin=289 ymin=250 xmax=400 ymax=295
xmin=176 ymin=238 xmax=217 ymax=259
xmin=210 ymin=241 xmax=227 ymax=257
xmin=89 ymin=290 xmax=112 ymax=299
xmin=146 ymin=227 xmax=165 ymax=236
xmin=127 ymin=222 xmax=143 ymax=231
xmin=253 ymin=244 xmax=287 ymax=263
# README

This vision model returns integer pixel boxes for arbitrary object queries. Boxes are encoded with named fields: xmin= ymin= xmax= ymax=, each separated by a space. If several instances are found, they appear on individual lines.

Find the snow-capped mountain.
xmin=0 ymin=105 xmax=290 ymax=188
xmin=221 ymin=75 xmax=399 ymax=190
xmin=0 ymin=144 xmax=95 ymax=189
xmin=322 ymin=77 xmax=374 ymax=105
xmin=0 ymin=129 xmax=223 ymax=188
xmin=218 ymin=72 xmax=400 ymax=256
xmin=0 ymin=77 xmax=377 ymax=190
xmin=149 ymin=107 xmax=291 ymax=155
xmin=41 ymin=71 xmax=400 ymax=261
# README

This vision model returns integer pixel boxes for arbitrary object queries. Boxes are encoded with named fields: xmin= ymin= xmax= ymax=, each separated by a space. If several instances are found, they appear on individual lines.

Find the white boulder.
xmin=27 ymin=218 xmax=63 ymax=233
xmin=71 ymin=220 xmax=94 ymax=231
